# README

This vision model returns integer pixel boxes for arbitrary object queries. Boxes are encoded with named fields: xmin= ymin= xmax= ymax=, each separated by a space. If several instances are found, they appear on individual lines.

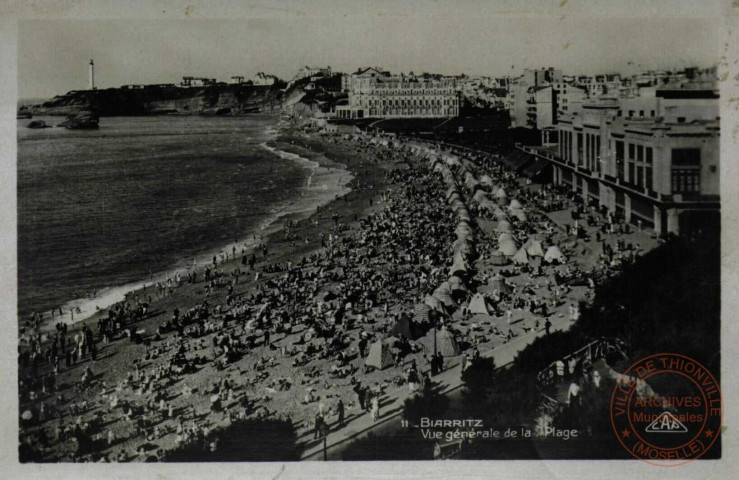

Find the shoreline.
xmin=21 ymin=123 xmax=354 ymax=337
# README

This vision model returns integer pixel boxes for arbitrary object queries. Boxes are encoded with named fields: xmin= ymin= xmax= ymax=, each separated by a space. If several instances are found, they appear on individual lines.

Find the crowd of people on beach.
xmin=18 ymin=127 xmax=652 ymax=463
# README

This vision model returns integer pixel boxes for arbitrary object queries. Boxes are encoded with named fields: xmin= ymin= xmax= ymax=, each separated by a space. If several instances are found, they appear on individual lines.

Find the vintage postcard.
xmin=2 ymin=0 xmax=737 ymax=478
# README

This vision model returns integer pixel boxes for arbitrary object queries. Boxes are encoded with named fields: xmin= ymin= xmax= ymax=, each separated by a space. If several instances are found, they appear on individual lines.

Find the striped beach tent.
xmin=413 ymin=303 xmax=432 ymax=323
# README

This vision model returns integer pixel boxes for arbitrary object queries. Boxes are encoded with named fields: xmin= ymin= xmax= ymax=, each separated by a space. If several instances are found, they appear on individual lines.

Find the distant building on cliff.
xmin=180 ymin=76 xmax=217 ymax=87
xmin=335 ymin=67 xmax=460 ymax=119
xmin=253 ymin=72 xmax=278 ymax=86
xmin=293 ymin=66 xmax=332 ymax=82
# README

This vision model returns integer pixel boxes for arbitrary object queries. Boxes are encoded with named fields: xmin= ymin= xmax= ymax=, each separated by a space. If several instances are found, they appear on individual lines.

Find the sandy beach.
xmin=18 ymin=123 xmax=660 ymax=462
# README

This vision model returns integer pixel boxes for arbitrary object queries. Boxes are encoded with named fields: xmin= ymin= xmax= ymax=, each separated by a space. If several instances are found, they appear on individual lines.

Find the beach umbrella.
xmin=480 ymin=174 xmax=494 ymax=186
xmin=495 ymin=187 xmax=508 ymax=199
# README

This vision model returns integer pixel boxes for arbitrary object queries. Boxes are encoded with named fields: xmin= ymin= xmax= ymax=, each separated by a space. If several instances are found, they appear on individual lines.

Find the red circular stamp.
xmin=610 ymin=353 xmax=722 ymax=466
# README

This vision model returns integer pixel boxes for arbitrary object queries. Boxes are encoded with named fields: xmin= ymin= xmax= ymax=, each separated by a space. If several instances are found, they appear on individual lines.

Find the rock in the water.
xmin=26 ymin=120 xmax=50 ymax=129
xmin=59 ymin=111 xmax=99 ymax=129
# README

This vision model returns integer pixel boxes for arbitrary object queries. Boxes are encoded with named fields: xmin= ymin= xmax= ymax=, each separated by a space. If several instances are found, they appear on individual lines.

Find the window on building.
xmin=636 ymin=166 xmax=643 ymax=188
xmin=628 ymin=143 xmax=635 ymax=161
xmin=616 ymin=140 xmax=625 ymax=180
xmin=628 ymin=163 xmax=634 ymax=184
xmin=677 ymin=117 xmax=686 ymax=123
xmin=646 ymin=147 xmax=653 ymax=164
xmin=671 ymin=169 xmax=700 ymax=193
xmin=577 ymin=133 xmax=583 ymax=166
xmin=646 ymin=166 xmax=653 ymax=191
xmin=672 ymin=148 xmax=700 ymax=166
xmin=650 ymin=110 xmax=655 ymax=117
xmin=637 ymin=145 xmax=644 ymax=163
xmin=639 ymin=110 xmax=644 ymax=117
xmin=671 ymin=149 xmax=701 ymax=194
xmin=568 ymin=131 xmax=573 ymax=163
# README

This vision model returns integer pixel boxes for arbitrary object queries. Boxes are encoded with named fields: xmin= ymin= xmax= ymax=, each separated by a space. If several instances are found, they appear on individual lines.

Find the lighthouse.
xmin=89 ymin=59 xmax=95 ymax=90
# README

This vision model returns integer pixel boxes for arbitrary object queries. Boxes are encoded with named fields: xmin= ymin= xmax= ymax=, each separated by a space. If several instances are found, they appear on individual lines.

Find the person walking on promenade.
xmin=336 ymin=399 xmax=344 ymax=428
xmin=314 ymin=411 xmax=324 ymax=440
xmin=370 ymin=395 xmax=380 ymax=422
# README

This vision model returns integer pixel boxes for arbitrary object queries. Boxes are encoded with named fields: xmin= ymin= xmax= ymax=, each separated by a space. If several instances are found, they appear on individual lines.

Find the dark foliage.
xmin=461 ymin=357 xmax=496 ymax=415
xmin=402 ymin=379 xmax=450 ymax=426
xmin=163 ymin=417 xmax=300 ymax=462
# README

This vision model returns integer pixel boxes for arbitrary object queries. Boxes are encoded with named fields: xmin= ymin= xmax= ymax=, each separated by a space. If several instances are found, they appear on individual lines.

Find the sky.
xmin=16 ymin=1 xmax=723 ymax=99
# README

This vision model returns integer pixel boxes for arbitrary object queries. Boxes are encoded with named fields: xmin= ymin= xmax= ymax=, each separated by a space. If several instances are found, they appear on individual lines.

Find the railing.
xmin=535 ymin=337 xmax=629 ymax=390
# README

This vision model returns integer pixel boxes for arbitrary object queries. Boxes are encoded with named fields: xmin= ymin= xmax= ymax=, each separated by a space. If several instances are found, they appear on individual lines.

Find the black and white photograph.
xmin=4 ymin=0 xmax=738 ymax=477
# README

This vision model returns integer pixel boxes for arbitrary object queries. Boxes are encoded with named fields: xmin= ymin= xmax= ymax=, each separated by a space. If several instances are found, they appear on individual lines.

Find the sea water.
xmin=17 ymin=115 xmax=350 ymax=325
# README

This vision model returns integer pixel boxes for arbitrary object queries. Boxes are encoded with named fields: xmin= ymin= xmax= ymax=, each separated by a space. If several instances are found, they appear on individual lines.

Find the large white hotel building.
xmin=335 ymin=67 xmax=460 ymax=119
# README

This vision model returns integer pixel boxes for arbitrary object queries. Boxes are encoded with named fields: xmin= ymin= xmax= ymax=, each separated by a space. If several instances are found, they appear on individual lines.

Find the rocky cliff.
xmin=26 ymin=84 xmax=285 ymax=117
